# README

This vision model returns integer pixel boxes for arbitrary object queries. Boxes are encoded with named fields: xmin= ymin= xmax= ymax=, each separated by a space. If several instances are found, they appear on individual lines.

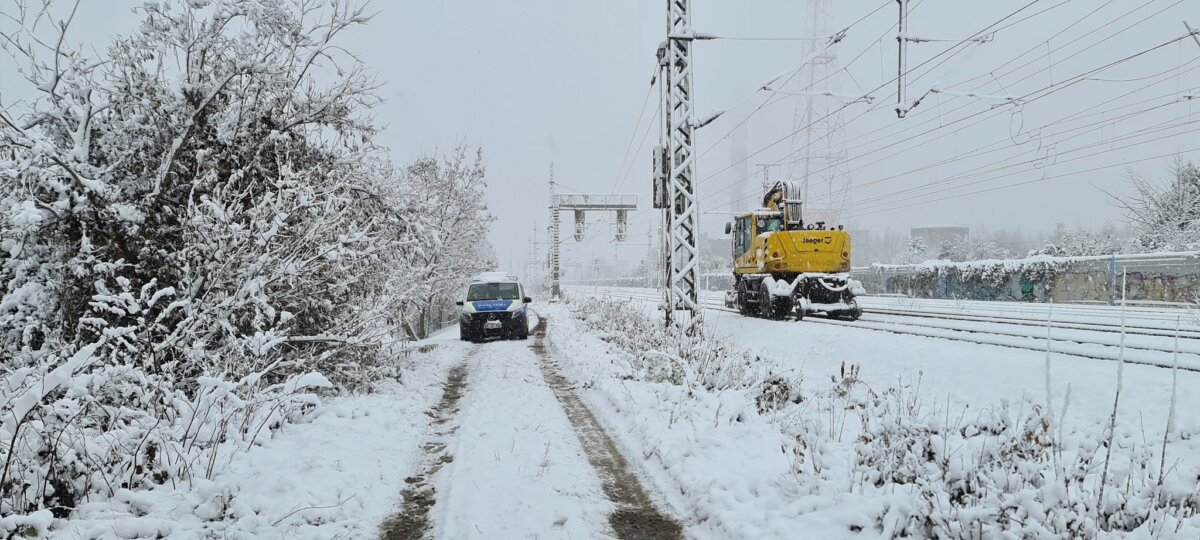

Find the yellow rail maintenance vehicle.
xmin=723 ymin=180 xmax=863 ymax=321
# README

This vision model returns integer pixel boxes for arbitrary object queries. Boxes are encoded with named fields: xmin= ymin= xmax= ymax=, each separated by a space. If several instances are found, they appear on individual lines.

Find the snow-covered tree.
xmin=935 ymin=233 xmax=1014 ymax=262
xmin=394 ymin=147 xmax=496 ymax=340
xmin=1037 ymin=223 xmax=1121 ymax=257
xmin=1121 ymin=159 xmax=1200 ymax=252
xmin=892 ymin=236 xmax=927 ymax=264
xmin=0 ymin=0 xmax=490 ymax=519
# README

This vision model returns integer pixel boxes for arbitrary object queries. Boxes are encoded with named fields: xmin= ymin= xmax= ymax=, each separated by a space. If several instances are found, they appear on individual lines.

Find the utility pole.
xmin=548 ymin=163 xmax=562 ymax=299
xmin=791 ymin=0 xmax=849 ymax=225
xmin=656 ymin=0 xmax=701 ymax=334
xmin=525 ymin=223 xmax=538 ymax=286
xmin=755 ymin=163 xmax=784 ymax=199
xmin=895 ymin=0 xmax=909 ymax=118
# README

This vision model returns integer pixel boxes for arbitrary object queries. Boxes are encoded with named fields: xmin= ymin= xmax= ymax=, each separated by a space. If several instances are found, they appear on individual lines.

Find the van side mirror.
xmin=724 ymin=221 xmax=732 ymax=235
xmin=523 ymin=297 xmax=533 ymax=303
xmin=455 ymin=301 xmax=463 ymax=306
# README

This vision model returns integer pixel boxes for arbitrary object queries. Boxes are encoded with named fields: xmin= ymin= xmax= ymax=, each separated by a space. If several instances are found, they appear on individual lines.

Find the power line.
xmin=848 ymin=143 xmax=1200 ymax=219
xmin=805 ymin=60 xmax=1200 ymax=205
xmin=612 ymin=100 xmax=662 ymax=194
xmin=694 ymin=0 xmax=1049 ymax=192
xmin=611 ymin=1 xmax=1195 ymax=237
xmin=849 ymin=113 xmax=1200 ymax=213
xmin=707 ymin=1 xmax=1192 ymax=211
xmin=814 ymin=81 xmax=1200 ymax=207
xmin=716 ymin=33 xmax=1200 ymax=213
xmin=610 ymin=65 xmax=658 ymax=193
xmin=694 ymin=0 xmax=896 ymax=161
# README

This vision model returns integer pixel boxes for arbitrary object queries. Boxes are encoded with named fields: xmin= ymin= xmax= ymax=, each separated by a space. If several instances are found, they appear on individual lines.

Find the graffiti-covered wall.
xmin=854 ymin=252 xmax=1200 ymax=304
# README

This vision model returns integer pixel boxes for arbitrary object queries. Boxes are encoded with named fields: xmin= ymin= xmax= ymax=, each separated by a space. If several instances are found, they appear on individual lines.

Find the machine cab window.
xmin=732 ymin=216 xmax=753 ymax=258
xmin=757 ymin=213 xmax=783 ymax=234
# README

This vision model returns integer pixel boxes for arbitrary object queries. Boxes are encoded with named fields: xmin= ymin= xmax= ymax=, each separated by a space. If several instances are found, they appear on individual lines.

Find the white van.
xmin=456 ymin=273 xmax=532 ymax=342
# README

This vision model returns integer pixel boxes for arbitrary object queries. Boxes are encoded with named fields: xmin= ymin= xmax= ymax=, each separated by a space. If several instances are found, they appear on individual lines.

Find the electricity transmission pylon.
xmin=654 ymin=0 xmax=701 ymax=334
xmin=791 ymin=0 xmax=850 ymax=226
xmin=548 ymin=163 xmax=562 ymax=299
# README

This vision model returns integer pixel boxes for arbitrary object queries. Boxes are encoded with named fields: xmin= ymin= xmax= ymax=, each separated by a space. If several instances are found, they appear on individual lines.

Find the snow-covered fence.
xmin=855 ymin=251 xmax=1200 ymax=303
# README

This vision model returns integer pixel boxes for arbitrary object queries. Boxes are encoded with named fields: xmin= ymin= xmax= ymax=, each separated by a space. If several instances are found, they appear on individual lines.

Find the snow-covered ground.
xmin=427 ymin=334 xmax=614 ymax=538
xmin=39 ymin=293 xmax=1200 ymax=539
xmin=51 ymin=330 xmax=466 ymax=539
xmin=559 ymin=288 xmax=1200 ymax=538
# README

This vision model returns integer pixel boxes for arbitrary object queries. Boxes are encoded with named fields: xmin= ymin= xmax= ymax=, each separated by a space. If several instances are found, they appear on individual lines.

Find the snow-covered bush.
xmin=0 ymin=0 xmax=492 ymax=524
xmin=573 ymin=297 xmax=768 ymax=391
xmin=789 ymin=370 xmax=1200 ymax=538
xmin=566 ymin=296 xmax=1200 ymax=536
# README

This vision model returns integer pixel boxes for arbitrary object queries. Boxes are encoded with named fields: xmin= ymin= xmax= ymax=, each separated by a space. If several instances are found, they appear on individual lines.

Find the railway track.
xmin=573 ymin=287 xmax=1200 ymax=373
xmin=861 ymin=307 xmax=1200 ymax=341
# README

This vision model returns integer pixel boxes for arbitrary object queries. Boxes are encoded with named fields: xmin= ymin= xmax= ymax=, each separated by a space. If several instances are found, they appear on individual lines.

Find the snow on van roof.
xmin=471 ymin=272 xmax=518 ymax=283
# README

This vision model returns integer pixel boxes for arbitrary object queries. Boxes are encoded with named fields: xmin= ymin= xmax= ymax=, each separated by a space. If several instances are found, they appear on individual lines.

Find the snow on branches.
xmin=0 ymin=0 xmax=492 ymax=523
xmin=1122 ymin=158 xmax=1200 ymax=252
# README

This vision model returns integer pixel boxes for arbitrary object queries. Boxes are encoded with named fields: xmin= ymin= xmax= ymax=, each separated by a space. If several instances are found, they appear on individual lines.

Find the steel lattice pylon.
xmin=548 ymin=164 xmax=562 ymax=299
xmin=657 ymin=0 xmax=701 ymax=333
xmin=791 ymin=0 xmax=851 ymax=226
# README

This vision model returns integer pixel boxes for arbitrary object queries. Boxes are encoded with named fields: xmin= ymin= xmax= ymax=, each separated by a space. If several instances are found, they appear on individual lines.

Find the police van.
xmin=456 ymin=272 xmax=532 ymax=342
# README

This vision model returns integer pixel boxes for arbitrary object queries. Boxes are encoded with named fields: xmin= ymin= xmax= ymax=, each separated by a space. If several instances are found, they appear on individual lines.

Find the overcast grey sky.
xmin=4 ymin=1 xmax=1198 ymax=274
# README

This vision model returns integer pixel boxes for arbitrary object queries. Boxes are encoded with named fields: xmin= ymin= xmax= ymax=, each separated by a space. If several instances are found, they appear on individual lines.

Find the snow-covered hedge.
xmin=863 ymin=252 xmax=1200 ymax=302
xmin=873 ymin=253 xmax=1095 ymax=286
xmin=0 ymin=0 xmax=491 ymax=528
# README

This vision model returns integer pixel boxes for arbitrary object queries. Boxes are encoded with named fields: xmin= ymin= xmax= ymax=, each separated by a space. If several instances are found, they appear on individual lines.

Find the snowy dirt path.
xmin=530 ymin=317 xmax=683 ymax=540
xmin=404 ymin=314 xmax=679 ymax=539
xmin=380 ymin=352 xmax=477 ymax=540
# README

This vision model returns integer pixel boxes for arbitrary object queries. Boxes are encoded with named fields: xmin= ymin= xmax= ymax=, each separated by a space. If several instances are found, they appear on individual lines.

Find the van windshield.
xmin=467 ymin=282 xmax=520 ymax=301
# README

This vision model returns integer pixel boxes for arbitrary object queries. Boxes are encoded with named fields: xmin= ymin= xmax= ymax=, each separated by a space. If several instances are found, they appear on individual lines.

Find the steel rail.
xmin=574 ymin=287 xmax=1200 ymax=373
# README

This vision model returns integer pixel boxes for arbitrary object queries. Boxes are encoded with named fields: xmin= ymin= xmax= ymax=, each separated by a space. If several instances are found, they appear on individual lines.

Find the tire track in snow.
xmin=530 ymin=316 xmax=683 ymax=540
xmin=379 ymin=346 xmax=475 ymax=540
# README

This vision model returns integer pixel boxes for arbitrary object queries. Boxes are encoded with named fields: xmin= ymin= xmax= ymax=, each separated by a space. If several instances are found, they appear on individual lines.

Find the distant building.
xmin=911 ymin=225 xmax=969 ymax=248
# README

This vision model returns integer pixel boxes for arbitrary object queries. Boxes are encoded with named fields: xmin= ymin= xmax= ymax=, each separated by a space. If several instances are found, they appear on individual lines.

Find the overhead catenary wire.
xmin=848 ymin=112 xmax=1200 ymax=213
xmin=715 ymin=34 xmax=1200 ymax=213
xmin=610 ymin=64 xmax=659 ymax=193
xmin=607 ymin=1 xmax=1196 ymax=241
xmin=800 ymin=0 xmax=1158 ymax=164
xmin=693 ymin=0 xmax=1050 ymax=193
xmin=612 ymin=101 xmax=662 ymax=194
xmin=611 ymin=0 xmax=900 ymax=229
xmin=801 ymin=59 xmax=1200 ymax=206
xmin=847 ymin=143 xmax=1200 ymax=219
xmin=705 ymin=0 xmax=1189 ymax=212
xmin=694 ymin=0 xmax=897 ymax=161
xmin=819 ymin=74 xmax=1200 ymax=208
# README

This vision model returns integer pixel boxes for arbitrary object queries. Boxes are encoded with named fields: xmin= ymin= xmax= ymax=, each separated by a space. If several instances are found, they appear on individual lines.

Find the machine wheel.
xmin=736 ymin=281 xmax=753 ymax=315
xmin=841 ymin=298 xmax=863 ymax=321
xmin=791 ymin=280 xmax=807 ymax=321
xmin=759 ymin=282 xmax=788 ymax=320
